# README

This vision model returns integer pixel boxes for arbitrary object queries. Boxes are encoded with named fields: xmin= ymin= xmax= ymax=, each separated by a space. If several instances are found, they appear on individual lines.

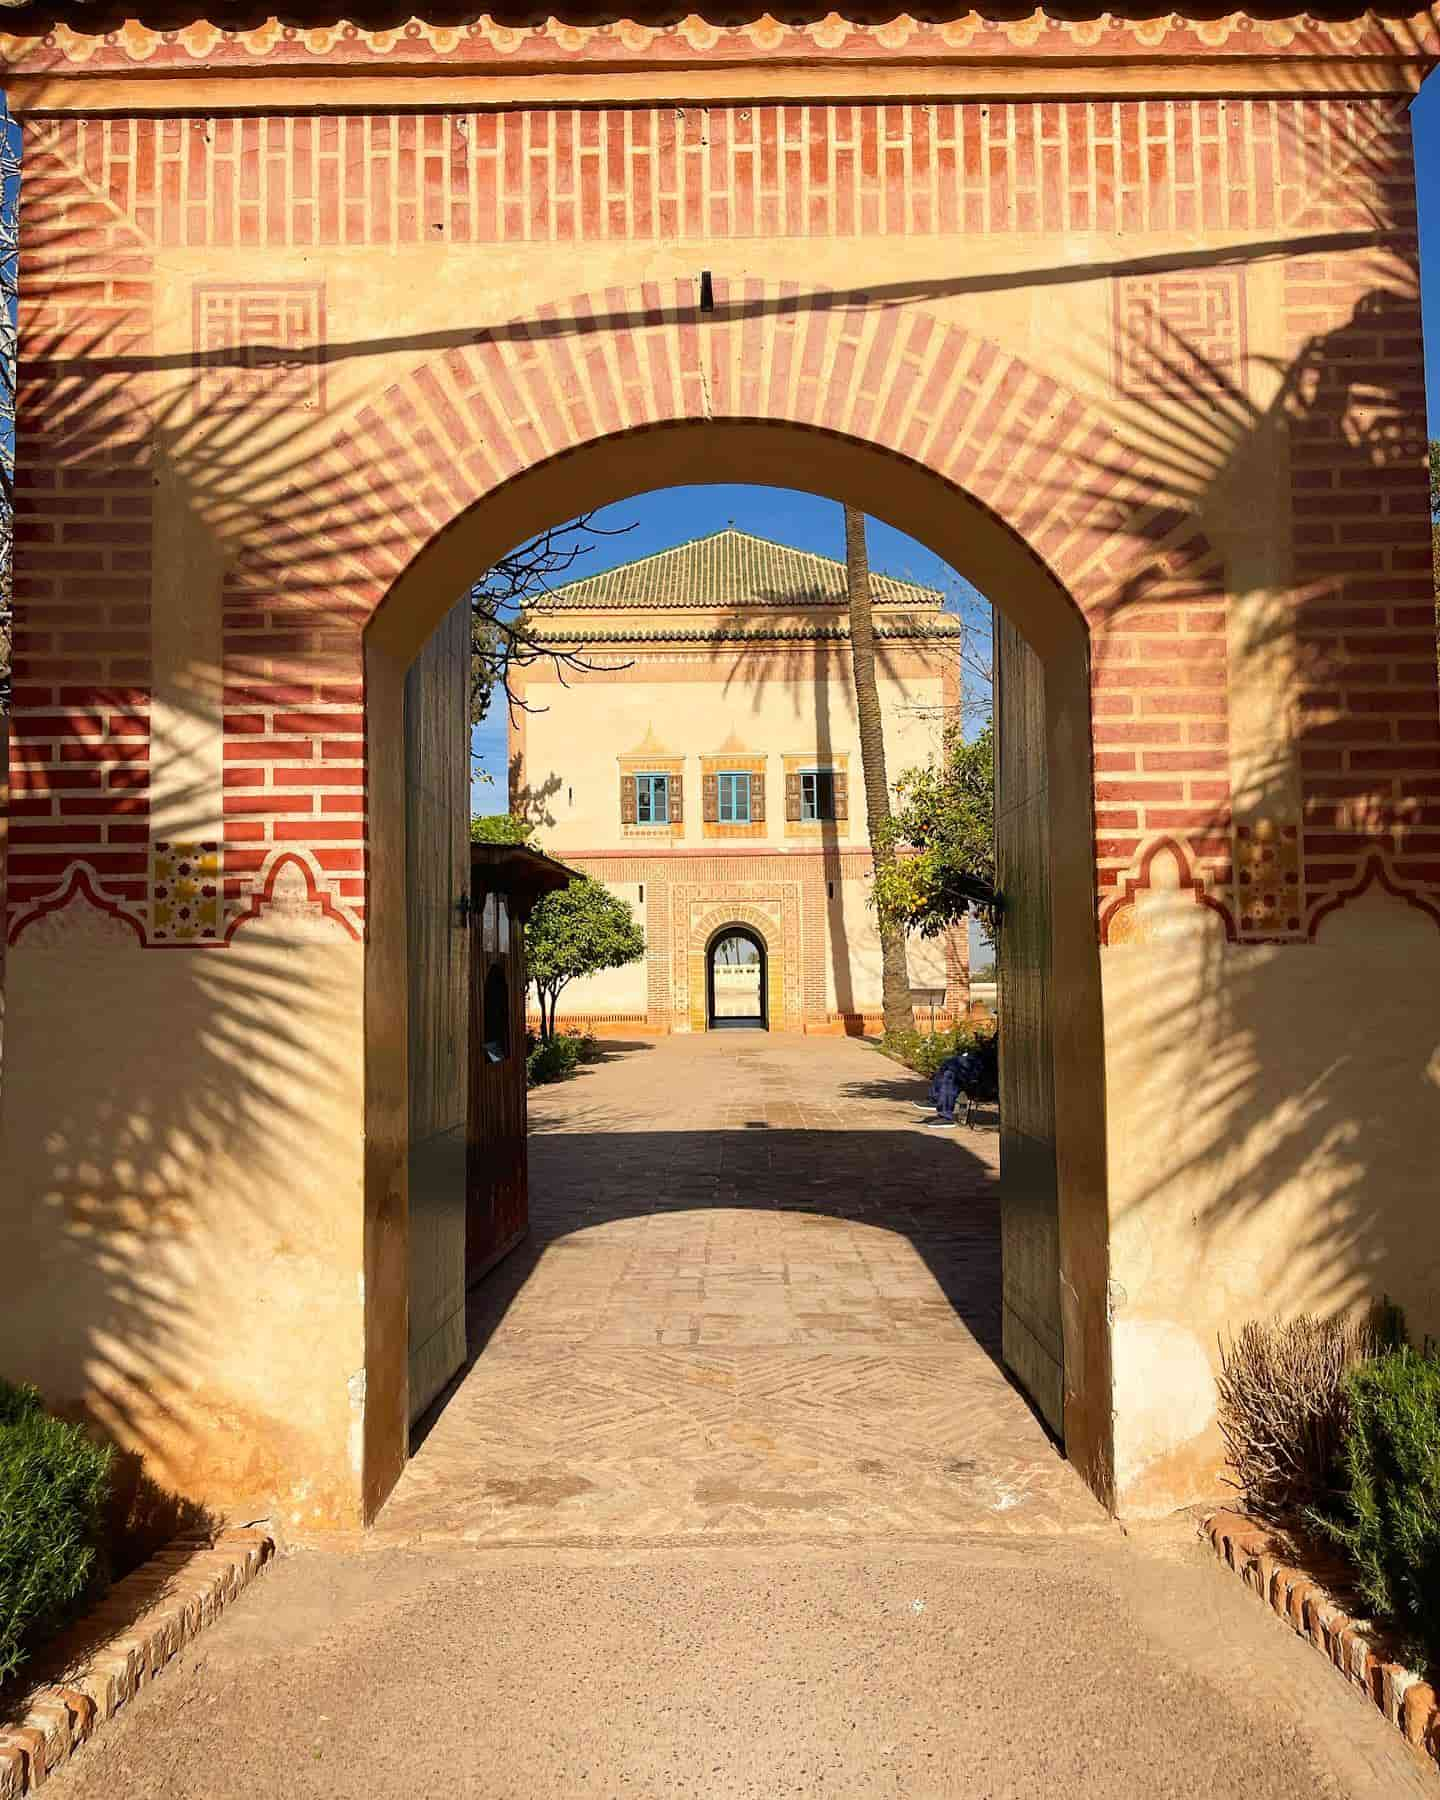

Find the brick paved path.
xmin=376 ymin=1035 xmax=1103 ymax=1545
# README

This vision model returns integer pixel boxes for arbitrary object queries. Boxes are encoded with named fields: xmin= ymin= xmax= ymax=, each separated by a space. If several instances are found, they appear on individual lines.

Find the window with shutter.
xmin=785 ymin=771 xmax=802 ymax=821
xmin=703 ymin=772 xmax=719 ymax=822
xmin=833 ymin=770 xmax=849 ymax=819
xmin=717 ymin=771 xmax=750 ymax=823
xmin=620 ymin=773 xmax=637 ymax=824
xmin=670 ymin=772 xmax=684 ymax=823
xmin=750 ymin=771 xmax=766 ymax=823
xmin=635 ymin=772 xmax=669 ymax=823
xmin=800 ymin=770 xmax=837 ymax=821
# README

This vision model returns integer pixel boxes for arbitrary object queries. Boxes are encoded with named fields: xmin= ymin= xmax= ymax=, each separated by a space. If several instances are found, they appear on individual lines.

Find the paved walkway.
xmin=47 ymin=1035 xmax=1433 ymax=1797
xmin=376 ymin=1034 xmax=1101 ymax=1545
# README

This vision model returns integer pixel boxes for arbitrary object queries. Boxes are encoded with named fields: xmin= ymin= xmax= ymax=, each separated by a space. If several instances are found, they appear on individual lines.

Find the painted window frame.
xmin=635 ymin=771 xmax=671 ymax=824
xmin=716 ymin=770 xmax=752 ymax=824
xmin=799 ymin=768 xmax=838 ymax=822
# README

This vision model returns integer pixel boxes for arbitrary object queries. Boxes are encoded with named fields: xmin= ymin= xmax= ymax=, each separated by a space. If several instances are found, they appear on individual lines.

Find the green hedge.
xmin=526 ymin=1032 xmax=582 ymax=1086
xmin=0 ymin=1380 xmax=112 ymax=1683
xmin=877 ymin=1022 xmax=992 ymax=1081
xmin=1315 ymin=1347 xmax=1440 ymax=1673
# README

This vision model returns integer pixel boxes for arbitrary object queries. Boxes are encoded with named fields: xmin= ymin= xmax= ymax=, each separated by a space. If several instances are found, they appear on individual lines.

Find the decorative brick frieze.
xmin=11 ymin=101 xmax=1408 ymax=253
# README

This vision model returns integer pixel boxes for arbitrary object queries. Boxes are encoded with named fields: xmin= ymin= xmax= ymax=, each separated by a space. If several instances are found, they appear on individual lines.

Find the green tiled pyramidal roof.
xmin=534 ymin=526 xmax=944 ymax=611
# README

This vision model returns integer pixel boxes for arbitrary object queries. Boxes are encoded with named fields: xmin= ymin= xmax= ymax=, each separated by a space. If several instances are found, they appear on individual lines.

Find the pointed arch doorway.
xmin=706 ymin=926 xmax=768 ymax=1031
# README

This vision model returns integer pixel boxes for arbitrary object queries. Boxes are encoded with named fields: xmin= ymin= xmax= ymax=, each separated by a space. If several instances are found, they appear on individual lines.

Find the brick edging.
xmin=0 ymin=1526 xmax=275 ymax=1796
xmin=1203 ymin=1509 xmax=1439 ymax=1773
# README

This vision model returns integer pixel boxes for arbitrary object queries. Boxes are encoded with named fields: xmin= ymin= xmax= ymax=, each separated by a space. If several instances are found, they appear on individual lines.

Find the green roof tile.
xmin=532 ymin=526 xmax=943 ymax=611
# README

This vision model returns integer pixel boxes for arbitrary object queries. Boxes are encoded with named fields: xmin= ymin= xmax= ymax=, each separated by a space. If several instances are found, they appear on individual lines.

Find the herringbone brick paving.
xmin=375 ymin=1034 xmax=1104 ymax=1545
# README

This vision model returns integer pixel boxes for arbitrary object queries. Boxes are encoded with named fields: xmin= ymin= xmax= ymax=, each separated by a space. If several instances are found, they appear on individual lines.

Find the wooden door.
xmin=994 ymin=614 xmax=1064 ymax=1438
xmin=466 ymin=891 xmax=530 ymax=1282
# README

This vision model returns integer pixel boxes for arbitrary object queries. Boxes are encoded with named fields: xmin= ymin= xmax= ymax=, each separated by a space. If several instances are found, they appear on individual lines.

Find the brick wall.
xmin=7 ymin=121 xmax=154 ymax=925
xmin=6 ymin=92 xmax=1436 ymax=949
xmin=20 ymin=101 xmax=1401 ymax=251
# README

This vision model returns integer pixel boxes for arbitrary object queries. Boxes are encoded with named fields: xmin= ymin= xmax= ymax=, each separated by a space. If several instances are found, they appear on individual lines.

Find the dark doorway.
xmin=706 ymin=926 xmax=768 ymax=1031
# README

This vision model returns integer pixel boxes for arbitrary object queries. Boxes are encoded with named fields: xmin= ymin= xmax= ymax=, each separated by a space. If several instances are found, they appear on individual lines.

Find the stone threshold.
xmin=1204 ymin=1509 xmax=1439 ymax=1776
xmin=0 ymin=1526 xmax=275 ymax=1796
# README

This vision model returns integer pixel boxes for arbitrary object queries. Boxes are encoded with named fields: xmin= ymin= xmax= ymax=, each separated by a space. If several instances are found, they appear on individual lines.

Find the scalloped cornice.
xmin=2 ymin=7 xmax=1435 ymax=78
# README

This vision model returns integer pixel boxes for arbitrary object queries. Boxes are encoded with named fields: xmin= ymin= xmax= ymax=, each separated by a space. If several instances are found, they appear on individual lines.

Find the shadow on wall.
xmin=508 ymin=751 xmax=563 ymax=834
xmin=1053 ymin=98 xmax=1440 ymax=1493
xmin=1104 ymin=865 xmax=1440 ymax=1477
xmin=1 ymin=749 xmax=364 ymax=1559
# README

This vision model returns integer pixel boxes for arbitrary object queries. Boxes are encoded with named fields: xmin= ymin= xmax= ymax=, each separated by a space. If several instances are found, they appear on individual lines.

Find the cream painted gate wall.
xmin=1 ymin=5 xmax=1437 ymax=1531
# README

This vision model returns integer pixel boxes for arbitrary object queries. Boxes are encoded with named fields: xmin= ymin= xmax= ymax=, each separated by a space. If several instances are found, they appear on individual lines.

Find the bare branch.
xmin=469 ymin=512 xmax=636 ymax=730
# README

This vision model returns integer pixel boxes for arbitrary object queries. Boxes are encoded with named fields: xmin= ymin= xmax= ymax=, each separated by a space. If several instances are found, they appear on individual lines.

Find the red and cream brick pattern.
xmin=221 ymin=580 xmax=366 ymax=929
xmin=0 ymin=1528 xmax=274 ymax=1798
xmin=7 ymin=92 xmax=1436 ymax=947
xmin=1284 ymin=265 xmax=1439 ymax=930
xmin=23 ymin=100 xmax=1406 ymax=250
xmin=7 ymin=120 xmax=155 ymax=929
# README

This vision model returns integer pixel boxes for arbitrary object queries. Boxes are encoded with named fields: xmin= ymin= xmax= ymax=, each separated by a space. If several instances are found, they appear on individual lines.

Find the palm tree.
xmin=844 ymin=504 xmax=912 ymax=1036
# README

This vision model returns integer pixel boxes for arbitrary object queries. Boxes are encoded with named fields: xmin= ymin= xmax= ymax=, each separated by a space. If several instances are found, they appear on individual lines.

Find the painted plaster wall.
xmin=517 ymin=650 xmax=946 ymax=853
xmin=516 ymin=641 xmax=948 ymax=1025
xmin=1104 ymin=877 xmax=1440 ymax=1513
xmin=822 ymin=875 xmax=949 ymax=1014
xmin=541 ymin=879 xmax=649 ymax=1017
xmin=0 ymin=899 xmax=368 ymax=1533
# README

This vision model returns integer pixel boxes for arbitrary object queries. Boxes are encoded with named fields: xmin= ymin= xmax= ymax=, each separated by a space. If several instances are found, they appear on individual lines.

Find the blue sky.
xmin=475 ymin=78 xmax=1440 ymax=801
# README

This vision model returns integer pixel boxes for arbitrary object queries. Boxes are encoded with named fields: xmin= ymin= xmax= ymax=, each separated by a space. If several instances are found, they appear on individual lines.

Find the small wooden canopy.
xmin=469 ymin=841 xmax=576 ymax=922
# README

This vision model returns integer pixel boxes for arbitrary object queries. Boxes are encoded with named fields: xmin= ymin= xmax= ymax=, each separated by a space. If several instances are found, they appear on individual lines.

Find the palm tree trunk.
xmin=844 ymin=504 xmax=912 ymax=1037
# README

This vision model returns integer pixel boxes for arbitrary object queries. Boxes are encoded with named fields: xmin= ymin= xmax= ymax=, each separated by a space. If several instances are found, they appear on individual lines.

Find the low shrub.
xmin=563 ymin=1029 xmax=604 ymax=1065
xmin=0 ymin=1379 xmax=113 ymax=1683
xmin=1216 ymin=1305 xmax=1401 ymax=1525
xmin=878 ymin=1021 xmax=992 ymax=1081
xmin=526 ymin=1032 xmax=582 ymax=1087
xmin=1312 ymin=1346 xmax=1440 ymax=1673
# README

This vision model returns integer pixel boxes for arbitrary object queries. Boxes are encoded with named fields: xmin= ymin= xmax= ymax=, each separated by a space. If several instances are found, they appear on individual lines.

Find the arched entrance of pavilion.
xmin=363 ymin=413 xmax=1111 ymax=1522
xmin=706 ymin=924 xmax=769 ymax=1031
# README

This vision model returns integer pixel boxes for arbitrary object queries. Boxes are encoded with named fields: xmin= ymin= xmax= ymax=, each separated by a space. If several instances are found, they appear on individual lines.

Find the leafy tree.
xmin=873 ymin=719 xmax=996 ymax=942
xmin=526 ymin=876 xmax=645 ymax=1038
xmin=470 ymin=813 xmax=536 ymax=845
xmin=843 ymin=504 xmax=913 ymax=1036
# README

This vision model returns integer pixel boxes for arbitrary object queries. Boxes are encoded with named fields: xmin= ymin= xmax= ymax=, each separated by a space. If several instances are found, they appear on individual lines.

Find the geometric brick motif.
xmin=1114 ymin=272 xmax=1247 ymax=395
xmin=1233 ymin=818 xmax=1303 ymax=939
xmin=193 ymin=282 xmax=325 ymax=412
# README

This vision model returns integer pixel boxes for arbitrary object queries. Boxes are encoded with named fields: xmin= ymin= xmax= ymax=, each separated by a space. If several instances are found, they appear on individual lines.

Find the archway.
xmin=363 ymin=411 xmax=1110 ymax=1522
xmin=706 ymin=925 xmax=768 ymax=1032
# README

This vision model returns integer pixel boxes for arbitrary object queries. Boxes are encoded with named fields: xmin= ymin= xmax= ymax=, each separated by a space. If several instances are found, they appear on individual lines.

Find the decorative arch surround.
xmin=211 ymin=277 xmax=1228 ymax=939
xmin=6 ymin=864 xmax=149 ymax=949
xmin=683 ymin=900 xmax=789 ymax=1033
xmin=1307 ymin=851 xmax=1440 ymax=941
xmin=1099 ymin=837 xmax=1238 ymax=948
